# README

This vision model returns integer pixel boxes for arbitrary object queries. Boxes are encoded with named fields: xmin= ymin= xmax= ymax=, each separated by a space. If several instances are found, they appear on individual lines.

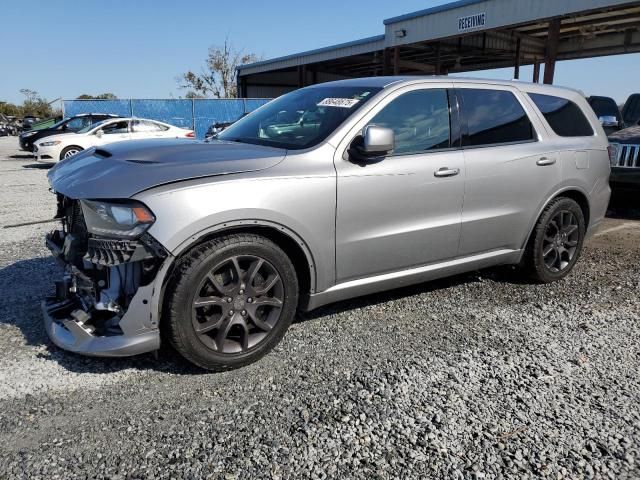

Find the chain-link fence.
xmin=63 ymin=98 xmax=272 ymax=139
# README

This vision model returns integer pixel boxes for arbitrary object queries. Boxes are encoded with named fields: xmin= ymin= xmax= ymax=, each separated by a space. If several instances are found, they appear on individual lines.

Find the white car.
xmin=34 ymin=118 xmax=195 ymax=163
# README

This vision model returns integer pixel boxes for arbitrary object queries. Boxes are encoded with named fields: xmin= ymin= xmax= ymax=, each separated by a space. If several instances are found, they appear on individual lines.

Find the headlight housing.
xmin=608 ymin=143 xmax=620 ymax=166
xmin=40 ymin=140 xmax=61 ymax=147
xmin=80 ymin=200 xmax=155 ymax=239
xmin=23 ymin=131 xmax=37 ymax=137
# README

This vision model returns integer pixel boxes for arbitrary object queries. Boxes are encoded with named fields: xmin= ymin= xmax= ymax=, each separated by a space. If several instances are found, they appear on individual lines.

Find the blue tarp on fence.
xmin=63 ymin=98 xmax=271 ymax=139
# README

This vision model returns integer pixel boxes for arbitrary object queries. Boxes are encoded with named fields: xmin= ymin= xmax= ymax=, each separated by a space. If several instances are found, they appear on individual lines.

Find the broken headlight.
xmin=81 ymin=200 xmax=155 ymax=239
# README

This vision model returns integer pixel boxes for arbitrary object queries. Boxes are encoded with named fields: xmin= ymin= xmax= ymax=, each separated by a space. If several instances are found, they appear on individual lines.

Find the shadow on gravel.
xmin=607 ymin=195 xmax=640 ymax=221
xmin=0 ymin=257 xmax=202 ymax=376
xmin=22 ymin=163 xmax=52 ymax=170
xmin=10 ymin=154 xmax=34 ymax=159
xmin=298 ymin=269 xmax=507 ymax=322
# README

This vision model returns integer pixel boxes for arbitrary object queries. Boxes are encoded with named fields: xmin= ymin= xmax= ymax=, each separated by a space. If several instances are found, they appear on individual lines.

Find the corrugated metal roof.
xmin=237 ymin=35 xmax=385 ymax=76
xmin=383 ymin=0 xmax=486 ymax=25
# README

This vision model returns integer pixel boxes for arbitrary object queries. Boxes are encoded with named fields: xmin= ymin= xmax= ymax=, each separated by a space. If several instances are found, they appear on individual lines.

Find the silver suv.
xmin=43 ymin=77 xmax=611 ymax=370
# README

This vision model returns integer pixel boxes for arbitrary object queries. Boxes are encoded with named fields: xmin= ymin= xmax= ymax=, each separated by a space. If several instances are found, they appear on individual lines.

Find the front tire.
xmin=164 ymin=234 xmax=298 ymax=371
xmin=60 ymin=145 xmax=83 ymax=160
xmin=523 ymin=197 xmax=586 ymax=283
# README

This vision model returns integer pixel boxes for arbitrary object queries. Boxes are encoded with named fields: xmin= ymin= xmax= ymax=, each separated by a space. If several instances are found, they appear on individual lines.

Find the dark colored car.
xmin=607 ymin=93 xmax=640 ymax=195
xmin=608 ymin=127 xmax=640 ymax=195
xmin=622 ymin=93 xmax=640 ymax=128
xmin=587 ymin=96 xmax=625 ymax=135
xmin=19 ymin=113 xmax=120 ymax=152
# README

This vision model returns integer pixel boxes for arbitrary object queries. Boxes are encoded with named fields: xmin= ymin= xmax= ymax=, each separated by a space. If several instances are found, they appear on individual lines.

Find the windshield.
xmin=78 ymin=120 xmax=106 ymax=134
xmin=218 ymin=85 xmax=382 ymax=149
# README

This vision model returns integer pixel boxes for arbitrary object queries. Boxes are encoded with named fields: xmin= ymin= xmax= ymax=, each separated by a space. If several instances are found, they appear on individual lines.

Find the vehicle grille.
xmin=612 ymin=144 xmax=640 ymax=168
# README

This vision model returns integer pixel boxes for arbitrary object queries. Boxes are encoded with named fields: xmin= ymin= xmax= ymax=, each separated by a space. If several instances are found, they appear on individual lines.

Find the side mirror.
xmin=598 ymin=115 xmax=619 ymax=128
xmin=348 ymin=125 xmax=394 ymax=162
xmin=95 ymin=129 xmax=103 ymax=138
xmin=362 ymin=125 xmax=394 ymax=155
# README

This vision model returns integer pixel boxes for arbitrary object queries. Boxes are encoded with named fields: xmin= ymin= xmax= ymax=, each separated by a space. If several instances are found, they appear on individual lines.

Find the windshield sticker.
xmin=317 ymin=98 xmax=360 ymax=108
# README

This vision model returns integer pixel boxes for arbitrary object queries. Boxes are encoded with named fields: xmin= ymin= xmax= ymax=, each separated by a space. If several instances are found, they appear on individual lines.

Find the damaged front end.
xmin=42 ymin=194 xmax=171 ymax=357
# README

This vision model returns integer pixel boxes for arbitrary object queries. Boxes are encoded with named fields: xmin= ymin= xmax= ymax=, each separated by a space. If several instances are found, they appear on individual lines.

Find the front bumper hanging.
xmin=42 ymin=226 xmax=170 ymax=357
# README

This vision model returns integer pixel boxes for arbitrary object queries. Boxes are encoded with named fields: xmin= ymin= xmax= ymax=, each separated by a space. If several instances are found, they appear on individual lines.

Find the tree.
xmin=19 ymin=89 xmax=54 ymax=117
xmin=178 ymin=39 xmax=258 ymax=98
xmin=76 ymin=93 xmax=118 ymax=99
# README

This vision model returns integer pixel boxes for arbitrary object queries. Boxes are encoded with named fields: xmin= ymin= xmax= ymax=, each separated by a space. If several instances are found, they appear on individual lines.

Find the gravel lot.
xmin=0 ymin=135 xmax=638 ymax=479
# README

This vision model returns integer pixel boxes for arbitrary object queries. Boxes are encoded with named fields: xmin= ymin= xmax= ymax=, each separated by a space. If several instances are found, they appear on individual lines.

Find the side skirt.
xmin=304 ymin=249 xmax=522 ymax=311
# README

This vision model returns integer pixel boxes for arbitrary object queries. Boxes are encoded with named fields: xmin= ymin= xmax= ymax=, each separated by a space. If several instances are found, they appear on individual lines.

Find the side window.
xmin=102 ymin=120 xmax=129 ymax=135
xmin=529 ymin=93 xmax=593 ymax=137
xmin=366 ymin=89 xmax=450 ymax=155
xmin=65 ymin=117 xmax=91 ymax=130
xmin=458 ymin=88 xmax=535 ymax=147
xmin=132 ymin=120 xmax=165 ymax=133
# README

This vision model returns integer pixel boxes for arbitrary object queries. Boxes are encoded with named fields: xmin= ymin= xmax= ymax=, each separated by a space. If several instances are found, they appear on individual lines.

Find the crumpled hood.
xmin=608 ymin=126 xmax=640 ymax=144
xmin=48 ymin=138 xmax=286 ymax=199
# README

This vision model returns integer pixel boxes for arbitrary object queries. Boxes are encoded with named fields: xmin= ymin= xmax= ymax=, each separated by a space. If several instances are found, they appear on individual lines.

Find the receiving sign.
xmin=458 ymin=12 xmax=486 ymax=32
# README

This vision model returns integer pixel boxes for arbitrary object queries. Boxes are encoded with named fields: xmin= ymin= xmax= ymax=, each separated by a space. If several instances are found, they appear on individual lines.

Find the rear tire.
xmin=60 ymin=146 xmax=83 ymax=160
xmin=523 ymin=197 xmax=586 ymax=283
xmin=163 ymin=234 xmax=298 ymax=371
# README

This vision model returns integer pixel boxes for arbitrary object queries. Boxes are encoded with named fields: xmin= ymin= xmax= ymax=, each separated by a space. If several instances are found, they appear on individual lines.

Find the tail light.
xmin=185 ymin=131 xmax=195 ymax=138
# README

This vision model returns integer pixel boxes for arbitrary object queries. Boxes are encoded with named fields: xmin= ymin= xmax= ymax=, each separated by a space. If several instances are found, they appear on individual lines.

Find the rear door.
xmin=334 ymin=84 xmax=465 ymax=282
xmin=131 ymin=119 xmax=169 ymax=139
xmin=456 ymin=86 xmax=561 ymax=256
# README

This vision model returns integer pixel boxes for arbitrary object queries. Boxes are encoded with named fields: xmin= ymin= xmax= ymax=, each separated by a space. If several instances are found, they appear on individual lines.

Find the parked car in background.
xmin=43 ymin=77 xmax=610 ymax=371
xmin=34 ymin=117 xmax=195 ymax=163
xmin=622 ymin=93 xmax=640 ymax=127
xmin=204 ymin=114 xmax=247 ymax=141
xmin=587 ymin=95 xmax=625 ymax=135
xmin=21 ymin=116 xmax=40 ymax=131
xmin=608 ymin=125 xmax=640 ymax=195
xmin=20 ymin=113 xmax=120 ymax=152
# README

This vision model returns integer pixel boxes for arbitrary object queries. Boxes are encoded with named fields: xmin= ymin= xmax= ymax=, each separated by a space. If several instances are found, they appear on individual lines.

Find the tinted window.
xmin=218 ymin=86 xmax=382 ymax=150
xmin=65 ymin=117 xmax=92 ymax=130
xmin=529 ymin=93 xmax=593 ymax=137
xmin=102 ymin=120 xmax=129 ymax=135
xmin=458 ymin=89 xmax=535 ymax=147
xmin=623 ymin=95 xmax=640 ymax=125
xmin=366 ymin=89 xmax=450 ymax=155
xmin=588 ymin=97 xmax=620 ymax=118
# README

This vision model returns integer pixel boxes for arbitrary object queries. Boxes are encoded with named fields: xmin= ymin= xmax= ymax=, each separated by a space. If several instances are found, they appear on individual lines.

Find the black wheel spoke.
xmin=543 ymin=209 xmax=580 ymax=273
xmin=191 ymin=253 xmax=285 ymax=355
xmin=254 ymin=274 xmax=280 ymax=295
xmin=194 ymin=295 xmax=225 ymax=307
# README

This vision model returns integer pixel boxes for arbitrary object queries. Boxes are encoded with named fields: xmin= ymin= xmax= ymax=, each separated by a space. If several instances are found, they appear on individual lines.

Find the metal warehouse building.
xmin=237 ymin=0 xmax=640 ymax=97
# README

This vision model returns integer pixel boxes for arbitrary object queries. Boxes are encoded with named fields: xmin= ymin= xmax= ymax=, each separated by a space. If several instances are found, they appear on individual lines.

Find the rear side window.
xmin=458 ymin=89 xmax=535 ymax=147
xmin=529 ymin=93 xmax=594 ymax=137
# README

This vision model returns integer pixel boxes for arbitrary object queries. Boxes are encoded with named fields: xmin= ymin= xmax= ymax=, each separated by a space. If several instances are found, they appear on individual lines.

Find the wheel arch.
xmin=158 ymin=221 xmax=317 ymax=313
xmin=521 ymin=186 xmax=591 ymax=255
xmin=59 ymin=145 xmax=84 ymax=160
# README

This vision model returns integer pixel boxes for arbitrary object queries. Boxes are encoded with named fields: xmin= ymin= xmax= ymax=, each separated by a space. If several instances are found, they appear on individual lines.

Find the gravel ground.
xmin=0 ymin=135 xmax=639 ymax=479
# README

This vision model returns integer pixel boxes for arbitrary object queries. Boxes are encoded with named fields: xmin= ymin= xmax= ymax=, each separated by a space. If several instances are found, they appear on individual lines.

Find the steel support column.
xmin=393 ymin=46 xmax=400 ymax=75
xmin=544 ymin=19 xmax=561 ymax=84
xmin=514 ymin=37 xmax=521 ymax=79
xmin=533 ymin=60 xmax=540 ymax=83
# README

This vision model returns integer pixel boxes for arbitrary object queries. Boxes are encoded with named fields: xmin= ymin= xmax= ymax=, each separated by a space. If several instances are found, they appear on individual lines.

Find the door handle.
xmin=434 ymin=167 xmax=460 ymax=178
xmin=536 ymin=157 xmax=556 ymax=166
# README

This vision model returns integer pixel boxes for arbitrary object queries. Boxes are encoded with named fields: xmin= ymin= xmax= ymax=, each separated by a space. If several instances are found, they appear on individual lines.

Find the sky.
xmin=0 ymin=0 xmax=637 ymax=106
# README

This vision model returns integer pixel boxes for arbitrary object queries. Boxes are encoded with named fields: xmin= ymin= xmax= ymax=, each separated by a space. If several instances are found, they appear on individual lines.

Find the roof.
xmin=308 ymin=75 xmax=586 ymax=97
xmin=383 ymin=0 xmax=485 ymax=25
xmin=237 ymin=35 xmax=385 ymax=76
